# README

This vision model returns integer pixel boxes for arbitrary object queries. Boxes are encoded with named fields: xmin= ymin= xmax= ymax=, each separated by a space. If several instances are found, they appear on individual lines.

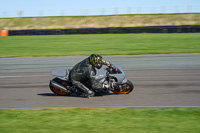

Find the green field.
xmin=0 ymin=108 xmax=200 ymax=133
xmin=0 ymin=33 xmax=200 ymax=58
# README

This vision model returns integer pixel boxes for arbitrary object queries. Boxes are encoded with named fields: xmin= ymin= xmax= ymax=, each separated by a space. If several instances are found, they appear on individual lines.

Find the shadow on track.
xmin=37 ymin=92 xmax=118 ymax=98
xmin=37 ymin=93 xmax=59 ymax=96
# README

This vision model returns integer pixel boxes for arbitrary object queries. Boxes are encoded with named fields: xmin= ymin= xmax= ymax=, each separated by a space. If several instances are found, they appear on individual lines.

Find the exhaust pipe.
xmin=50 ymin=80 xmax=68 ymax=92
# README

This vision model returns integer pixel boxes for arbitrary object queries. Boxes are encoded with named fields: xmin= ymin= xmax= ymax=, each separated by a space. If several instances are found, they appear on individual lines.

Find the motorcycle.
xmin=49 ymin=64 xmax=134 ymax=97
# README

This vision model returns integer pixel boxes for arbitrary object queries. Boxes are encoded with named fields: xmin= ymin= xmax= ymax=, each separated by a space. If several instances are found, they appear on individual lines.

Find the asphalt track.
xmin=0 ymin=54 xmax=200 ymax=109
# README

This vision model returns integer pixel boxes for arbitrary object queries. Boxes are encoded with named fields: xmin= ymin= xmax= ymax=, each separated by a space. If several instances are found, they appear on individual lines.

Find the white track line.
xmin=0 ymin=75 xmax=49 ymax=79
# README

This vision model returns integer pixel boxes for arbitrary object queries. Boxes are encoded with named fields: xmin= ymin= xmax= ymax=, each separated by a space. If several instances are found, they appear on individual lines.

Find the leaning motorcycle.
xmin=49 ymin=64 xmax=134 ymax=96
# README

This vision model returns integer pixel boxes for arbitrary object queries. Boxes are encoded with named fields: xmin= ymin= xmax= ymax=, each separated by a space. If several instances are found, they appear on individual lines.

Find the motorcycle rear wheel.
xmin=49 ymin=78 xmax=72 ymax=96
xmin=111 ymin=80 xmax=134 ymax=94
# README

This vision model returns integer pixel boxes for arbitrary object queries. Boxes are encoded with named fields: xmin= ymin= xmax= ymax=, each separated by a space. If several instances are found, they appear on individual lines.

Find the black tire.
xmin=49 ymin=78 xmax=72 ymax=96
xmin=111 ymin=80 xmax=134 ymax=94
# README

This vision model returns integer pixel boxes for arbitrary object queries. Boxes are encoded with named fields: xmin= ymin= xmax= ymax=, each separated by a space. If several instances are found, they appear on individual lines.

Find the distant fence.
xmin=7 ymin=25 xmax=200 ymax=36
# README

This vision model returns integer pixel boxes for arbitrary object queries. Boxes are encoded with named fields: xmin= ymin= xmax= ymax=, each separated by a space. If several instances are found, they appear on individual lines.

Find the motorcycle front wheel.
xmin=111 ymin=80 xmax=134 ymax=94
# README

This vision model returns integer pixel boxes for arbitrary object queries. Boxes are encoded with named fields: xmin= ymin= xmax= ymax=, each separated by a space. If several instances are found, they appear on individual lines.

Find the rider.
xmin=70 ymin=54 xmax=111 ymax=98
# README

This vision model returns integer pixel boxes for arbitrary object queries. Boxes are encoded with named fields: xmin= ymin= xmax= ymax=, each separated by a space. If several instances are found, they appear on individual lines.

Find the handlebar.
xmin=108 ymin=64 xmax=122 ymax=74
xmin=103 ymin=61 xmax=122 ymax=74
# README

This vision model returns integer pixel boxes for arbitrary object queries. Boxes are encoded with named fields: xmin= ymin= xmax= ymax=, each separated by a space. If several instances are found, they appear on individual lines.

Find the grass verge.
xmin=0 ymin=33 xmax=200 ymax=58
xmin=0 ymin=108 xmax=200 ymax=133
xmin=0 ymin=13 xmax=199 ymax=30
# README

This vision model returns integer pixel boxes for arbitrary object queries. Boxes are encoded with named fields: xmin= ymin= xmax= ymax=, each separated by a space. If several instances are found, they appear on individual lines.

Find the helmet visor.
xmin=96 ymin=58 xmax=103 ymax=69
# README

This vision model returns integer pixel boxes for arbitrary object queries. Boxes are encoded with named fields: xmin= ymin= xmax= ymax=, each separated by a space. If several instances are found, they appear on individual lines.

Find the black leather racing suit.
xmin=70 ymin=57 xmax=105 ymax=96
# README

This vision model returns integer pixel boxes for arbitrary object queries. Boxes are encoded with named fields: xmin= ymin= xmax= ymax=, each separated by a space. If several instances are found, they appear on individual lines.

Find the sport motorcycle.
xmin=49 ymin=64 xmax=134 ymax=96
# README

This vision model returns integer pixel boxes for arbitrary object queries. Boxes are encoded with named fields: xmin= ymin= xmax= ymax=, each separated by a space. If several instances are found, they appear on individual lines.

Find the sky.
xmin=0 ymin=0 xmax=200 ymax=18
